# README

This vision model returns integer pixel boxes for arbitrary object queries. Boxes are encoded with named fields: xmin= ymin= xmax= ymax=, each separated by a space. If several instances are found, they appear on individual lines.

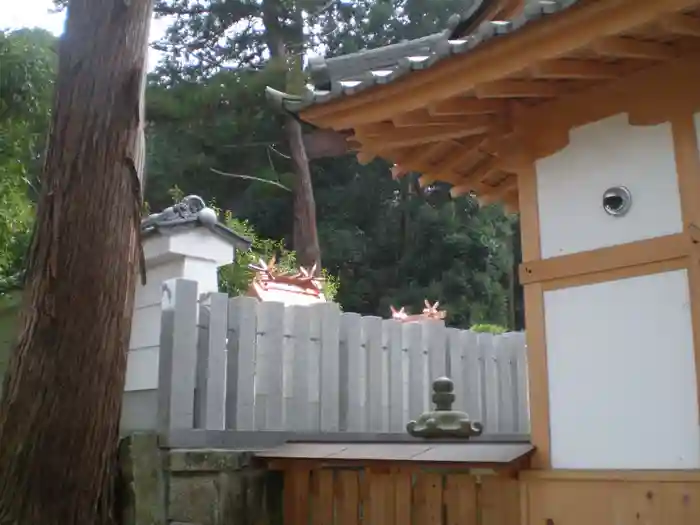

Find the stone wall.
xmin=119 ymin=433 xmax=282 ymax=525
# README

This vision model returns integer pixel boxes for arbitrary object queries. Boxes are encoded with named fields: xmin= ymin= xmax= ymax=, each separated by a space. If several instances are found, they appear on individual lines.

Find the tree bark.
xmin=0 ymin=1 xmax=152 ymax=524
xmin=261 ymin=0 xmax=322 ymax=272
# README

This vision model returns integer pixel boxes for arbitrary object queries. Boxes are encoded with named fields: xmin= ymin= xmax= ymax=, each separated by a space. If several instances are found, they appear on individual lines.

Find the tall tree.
xmin=0 ymin=0 xmax=152 ymax=523
xmin=261 ymin=0 xmax=321 ymax=270
xmin=153 ymin=0 xmax=323 ymax=270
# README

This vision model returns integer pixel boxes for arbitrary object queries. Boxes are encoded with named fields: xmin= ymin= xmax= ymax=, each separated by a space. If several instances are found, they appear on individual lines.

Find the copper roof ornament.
xmin=247 ymin=258 xmax=326 ymax=305
xmin=422 ymin=300 xmax=447 ymax=320
xmin=407 ymin=377 xmax=483 ymax=439
xmin=390 ymin=300 xmax=446 ymax=323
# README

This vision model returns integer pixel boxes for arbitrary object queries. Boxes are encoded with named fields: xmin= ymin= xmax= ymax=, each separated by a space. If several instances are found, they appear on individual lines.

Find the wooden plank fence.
xmin=156 ymin=278 xmax=530 ymax=435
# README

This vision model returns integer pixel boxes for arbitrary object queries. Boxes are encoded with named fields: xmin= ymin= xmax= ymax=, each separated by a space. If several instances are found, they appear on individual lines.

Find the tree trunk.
xmin=286 ymin=116 xmax=321 ymax=271
xmin=261 ymin=0 xmax=321 ymax=272
xmin=0 ymin=0 xmax=152 ymax=524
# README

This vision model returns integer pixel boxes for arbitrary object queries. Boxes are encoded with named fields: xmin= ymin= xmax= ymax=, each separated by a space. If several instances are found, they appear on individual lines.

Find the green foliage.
xmin=143 ymin=0 xmax=520 ymax=328
xmin=470 ymin=323 xmax=508 ymax=335
xmin=0 ymin=28 xmax=57 ymax=295
xmin=161 ymin=187 xmax=338 ymax=301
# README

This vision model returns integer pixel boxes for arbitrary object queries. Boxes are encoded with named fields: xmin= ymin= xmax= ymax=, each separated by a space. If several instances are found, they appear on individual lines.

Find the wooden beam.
xmin=393 ymin=109 xmax=495 ymax=127
xmin=660 ymin=13 xmax=700 ymax=37
xmin=428 ymin=98 xmax=506 ymax=116
xmin=392 ymin=142 xmax=454 ymax=176
xmin=429 ymin=137 xmax=485 ymax=176
xmin=477 ymin=173 xmax=518 ymax=205
xmin=449 ymin=156 xmax=500 ymax=196
xmin=299 ymin=0 xmax=698 ymax=129
xmin=475 ymin=80 xmax=566 ymax=99
xmin=353 ymin=119 xmax=494 ymax=149
xmin=592 ymin=36 xmax=677 ymax=60
xmin=530 ymin=59 xmax=624 ymax=79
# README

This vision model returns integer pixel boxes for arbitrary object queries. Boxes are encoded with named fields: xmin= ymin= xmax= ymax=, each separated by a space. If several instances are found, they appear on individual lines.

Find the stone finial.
xmin=406 ymin=377 xmax=483 ymax=439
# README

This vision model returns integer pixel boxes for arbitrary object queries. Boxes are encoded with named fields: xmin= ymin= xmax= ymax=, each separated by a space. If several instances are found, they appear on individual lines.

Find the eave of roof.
xmin=266 ymin=0 xmax=579 ymax=115
xmin=141 ymin=217 xmax=252 ymax=252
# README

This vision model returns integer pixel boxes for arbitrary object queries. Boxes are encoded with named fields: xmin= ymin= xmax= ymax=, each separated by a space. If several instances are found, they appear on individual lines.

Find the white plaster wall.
xmin=544 ymin=269 xmax=700 ymax=469
xmin=536 ymin=114 xmax=683 ymax=259
xmin=125 ymin=238 xmax=225 ymax=393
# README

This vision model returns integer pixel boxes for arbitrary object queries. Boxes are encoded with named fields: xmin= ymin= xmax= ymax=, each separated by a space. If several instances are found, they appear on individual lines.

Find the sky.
xmin=1 ymin=0 xmax=170 ymax=69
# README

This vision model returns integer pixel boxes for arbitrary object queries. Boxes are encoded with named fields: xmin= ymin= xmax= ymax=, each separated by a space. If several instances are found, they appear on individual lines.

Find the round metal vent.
xmin=602 ymin=186 xmax=632 ymax=217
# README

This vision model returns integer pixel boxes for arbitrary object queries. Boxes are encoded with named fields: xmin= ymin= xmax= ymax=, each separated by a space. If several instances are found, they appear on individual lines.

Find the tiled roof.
xmin=266 ymin=0 xmax=580 ymax=115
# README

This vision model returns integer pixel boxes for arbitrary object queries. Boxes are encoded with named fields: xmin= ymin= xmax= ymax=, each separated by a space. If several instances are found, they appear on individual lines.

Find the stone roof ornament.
xmin=140 ymin=195 xmax=252 ymax=252
xmin=406 ymin=377 xmax=484 ymax=439
xmin=141 ymin=195 xmax=208 ymax=231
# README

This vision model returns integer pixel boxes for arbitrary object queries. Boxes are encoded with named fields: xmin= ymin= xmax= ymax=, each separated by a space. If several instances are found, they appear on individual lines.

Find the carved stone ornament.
xmin=141 ymin=195 xmax=209 ymax=232
xmin=406 ymin=377 xmax=483 ymax=439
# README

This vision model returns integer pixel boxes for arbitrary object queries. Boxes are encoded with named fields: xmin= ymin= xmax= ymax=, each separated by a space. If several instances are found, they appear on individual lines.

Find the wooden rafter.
xmin=660 ymin=13 xmax=700 ymax=36
xmin=474 ymin=80 xmax=569 ymax=99
xmin=530 ymin=59 xmax=624 ymax=79
xmin=449 ymin=156 xmax=502 ymax=196
xmin=428 ymin=98 xmax=506 ymax=116
xmin=351 ymin=118 xmax=495 ymax=149
xmin=299 ymin=0 xmax=698 ymax=129
xmin=591 ymin=36 xmax=677 ymax=60
xmin=393 ymin=109 xmax=495 ymax=127
xmin=476 ymin=173 xmax=518 ymax=205
xmin=391 ymin=142 xmax=454 ymax=178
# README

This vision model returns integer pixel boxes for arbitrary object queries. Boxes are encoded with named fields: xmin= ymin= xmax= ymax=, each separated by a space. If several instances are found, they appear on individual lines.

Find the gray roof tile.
xmin=266 ymin=0 xmax=580 ymax=116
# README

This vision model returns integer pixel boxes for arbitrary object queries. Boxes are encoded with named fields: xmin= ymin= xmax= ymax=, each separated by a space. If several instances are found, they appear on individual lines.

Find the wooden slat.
xmin=445 ymin=474 xmax=477 ymax=525
xmin=394 ymin=469 xmax=412 ymax=525
xmin=415 ymin=472 xmax=443 ymax=525
xmin=284 ymin=467 xmax=311 ymax=525
xmin=366 ymin=470 xmax=395 ymax=525
xmin=311 ymin=469 xmax=335 ymax=525
xmin=480 ymin=477 xmax=521 ymax=525
xmin=336 ymin=470 xmax=360 ymax=525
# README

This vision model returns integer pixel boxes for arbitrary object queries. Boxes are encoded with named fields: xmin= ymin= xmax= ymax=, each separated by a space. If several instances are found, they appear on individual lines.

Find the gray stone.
xmin=119 ymin=433 xmax=166 ymax=525
xmin=169 ymin=449 xmax=254 ymax=472
xmin=169 ymin=475 xmax=221 ymax=525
